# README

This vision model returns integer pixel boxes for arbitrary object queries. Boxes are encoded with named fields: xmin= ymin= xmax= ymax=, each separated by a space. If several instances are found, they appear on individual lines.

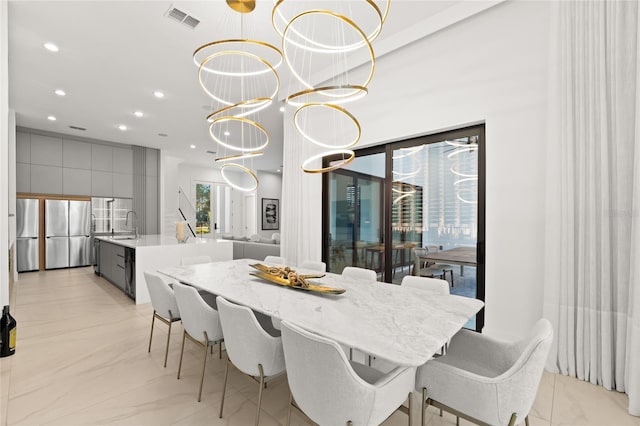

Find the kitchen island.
xmin=95 ymin=235 xmax=232 ymax=304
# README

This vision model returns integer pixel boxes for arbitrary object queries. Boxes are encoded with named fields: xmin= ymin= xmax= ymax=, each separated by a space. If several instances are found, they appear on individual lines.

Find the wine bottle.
xmin=0 ymin=305 xmax=16 ymax=357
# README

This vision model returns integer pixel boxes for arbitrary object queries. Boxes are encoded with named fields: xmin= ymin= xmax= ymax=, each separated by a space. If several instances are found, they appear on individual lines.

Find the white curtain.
xmin=280 ymin=111 xmax=323 ymax=268
xmin=543 ymin=0 xmax=640 ymax=416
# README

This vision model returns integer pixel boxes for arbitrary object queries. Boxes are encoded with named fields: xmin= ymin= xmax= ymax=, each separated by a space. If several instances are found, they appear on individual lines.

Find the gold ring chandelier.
xmin=273 ymin=0 xmax=389 ymax=173
xmin=193 ymin=0 xmax=283 ymax=191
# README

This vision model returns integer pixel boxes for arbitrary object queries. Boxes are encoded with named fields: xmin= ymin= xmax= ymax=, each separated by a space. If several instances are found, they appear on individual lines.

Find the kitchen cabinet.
xmin=98 ymin=240 xmax=134 ymax=298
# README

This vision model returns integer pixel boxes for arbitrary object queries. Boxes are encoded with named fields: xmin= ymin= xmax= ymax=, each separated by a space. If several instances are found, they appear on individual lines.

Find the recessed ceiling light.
xmin=158 ymin=133 xmax=168 ymax=137
xmin=118 ymin=124 xmax=127 ymax=131
xmin=54 ymin=89 xmax=66 ymax=96
xmin=190 ymin=144 xmax=196 ymax=149
xmin=279 ymin=106 xmax=285 ymax=112
xmin=47 ymin=115 xmax=57 ymax=121
xmin=153 ymin=91 xmax=165 ymax=98
xmin=224 ymin=131 xmax=230 ymax=136
xmin=43 ymin=42 xmax=59 ymax=52
xmin=134 ymin=111 xmax=144 ymax=118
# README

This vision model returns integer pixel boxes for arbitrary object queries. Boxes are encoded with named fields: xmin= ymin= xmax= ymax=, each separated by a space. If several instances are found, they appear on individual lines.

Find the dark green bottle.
xmin=0 ymin=305 xmax=16 ymax=357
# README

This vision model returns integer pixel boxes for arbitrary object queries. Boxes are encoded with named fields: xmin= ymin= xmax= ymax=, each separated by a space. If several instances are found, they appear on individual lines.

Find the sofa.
xmin=221 ymin=235 xmax=281 ymax=261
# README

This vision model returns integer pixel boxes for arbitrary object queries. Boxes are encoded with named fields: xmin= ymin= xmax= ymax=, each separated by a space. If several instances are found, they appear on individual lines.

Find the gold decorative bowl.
xmin=249 ymin=264 xmax=345 ymax=295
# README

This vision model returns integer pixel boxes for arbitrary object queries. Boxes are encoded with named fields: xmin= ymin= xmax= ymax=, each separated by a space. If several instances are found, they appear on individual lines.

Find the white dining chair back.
xmin=416 ymin=319 xmax=553 ymax=426
xmin=299 ymin=260 xmax=327 ymax=273
xmin=342 ymin=266 xmax=377 ymax=282
xmin=181 ymin=255 xmax=212 ymax=266
xmin=172 ymin=282 xmax=224 ymax=402
xmin=281 ymin=321 xmax=415 ymax=426
xmin=401 ymin=276 xmax=450 ymax=295
xmin=216 ymin=297 xmax=286 ymax=425
xmin=264 ymin=255 xmax=286 ymax=265
xmin=145 ymin=271 xmax=180 ymax=319
xmin=144 ymin=271 xmax=181 ymax=367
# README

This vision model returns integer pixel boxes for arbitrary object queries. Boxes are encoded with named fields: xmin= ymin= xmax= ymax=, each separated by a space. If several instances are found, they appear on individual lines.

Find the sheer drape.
xmin=543 ymin=0 xmax=640 ymax=416
xmin=280 ymin=114 xmax=323 ymax=268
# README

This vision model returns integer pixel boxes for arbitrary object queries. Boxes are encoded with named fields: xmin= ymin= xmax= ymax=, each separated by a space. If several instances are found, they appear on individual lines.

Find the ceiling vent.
xmin=69 ymin=125 xmax=86 ymax=131
xmin=165 ymin=5 xmax=200 ymax=29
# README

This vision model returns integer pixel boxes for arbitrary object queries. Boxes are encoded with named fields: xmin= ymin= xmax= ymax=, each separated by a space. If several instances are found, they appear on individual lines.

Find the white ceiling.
xmin=8 ymin=0 xmax=466 ymax=171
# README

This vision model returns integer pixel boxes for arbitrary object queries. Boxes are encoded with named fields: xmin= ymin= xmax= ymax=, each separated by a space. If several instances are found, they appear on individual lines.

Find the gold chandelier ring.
xmin=272 ymin=0 xmax=388 ymax=52
xmin=206 ymin=97 xmax=273 ymax=121
xmin=302 ymin=149 xmax=355 ymax=174
xmin=221 ymin=163 xmax=259 ymax=192
xmin=214 ymin=152 xmax=264 ymax=163
xmin=194 ymin=39 xmax=283 ymax=76
xmin=286 ymin=85 xmax=368 ymax=106
xmin=282 ymin=10 xmax=375 ymax=92
xmin=209 ymin=116 xmax=269 ymax=152
xmin=198 ymin=50 xmax=279 ymax=106
xmin=294 ymin=103 xmax=361 ymax=149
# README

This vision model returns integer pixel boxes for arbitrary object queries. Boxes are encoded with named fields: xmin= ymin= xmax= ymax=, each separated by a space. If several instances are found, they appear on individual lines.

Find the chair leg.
xmin=408 ymin=392 xmax=412 ymax=426
xmin=508 ymin=413 xmax=518 ymax=426
xmin=148 ymin=311 xmax=156 ymax=353
xmin=449 ymin=270 xmax=454 ymax=287
xmin=177 ymin=330 xmax=186 ymax=379
xmin=255 ymin=364 xmax=265 ymax=426
xmin=219 ymin=341 xmax=223 ymax=359
xmin=219 ymin=357 xmax=230 ymax=418
xmin=163 ymin=321 xmax=172 ymax=368
xmin=286 ymin=393 xmax=293 ymax=426
xmin=421 ymin=388 xmax=427 ymax=426
xmin=525 ymin=415 xmax=530 ymax=426
xmin=197 ymin=332 xmax=209 ymax=402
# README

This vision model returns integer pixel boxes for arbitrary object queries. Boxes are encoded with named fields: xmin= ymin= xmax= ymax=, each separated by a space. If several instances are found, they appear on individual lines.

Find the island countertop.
xmin=95 ymin=235 xmax=232 ymax=304
xmin=95 ymin=234 xmax=226 ymax=249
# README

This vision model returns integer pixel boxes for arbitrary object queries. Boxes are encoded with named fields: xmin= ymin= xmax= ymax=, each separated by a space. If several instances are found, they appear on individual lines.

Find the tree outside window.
xmin=195 ymin=183 xmax=211 ymax=234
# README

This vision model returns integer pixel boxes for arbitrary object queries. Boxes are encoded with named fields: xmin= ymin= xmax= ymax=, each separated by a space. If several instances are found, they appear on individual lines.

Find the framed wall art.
xmin=261 ymin=198 xmax=279 ymax=230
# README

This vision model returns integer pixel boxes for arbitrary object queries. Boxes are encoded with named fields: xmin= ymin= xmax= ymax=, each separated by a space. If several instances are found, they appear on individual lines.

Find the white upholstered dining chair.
xmin=401 ymin=276 xmax=450 ymax=295
xmin=144 ymin=271 xmax=181 ymax=368
xmin=342 ymin=266 xmax=377 ymax=282
xmin=281 ymin=321 xmax=416 ymax=426
xmin=173 ymin=282 xmax=224 ymax=402
xmin=264 ymin=255 xmax=286 ymax=265
xmin=299 ymin=260 xmax=327 ymax=272
xmin=416 ymin=319 xmax=553 ymax=426
xmin=216 ymin=297 xmax=286 ymax=425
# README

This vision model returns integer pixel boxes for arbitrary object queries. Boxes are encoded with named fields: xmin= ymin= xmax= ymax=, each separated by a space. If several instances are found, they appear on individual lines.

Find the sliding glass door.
xmin=323 ymin=125 xmax=485 ymax=330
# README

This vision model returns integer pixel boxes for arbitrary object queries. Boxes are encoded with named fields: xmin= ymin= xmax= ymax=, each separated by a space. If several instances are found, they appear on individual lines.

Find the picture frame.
xmin=261 ymin=198 xmax=279 ymax=230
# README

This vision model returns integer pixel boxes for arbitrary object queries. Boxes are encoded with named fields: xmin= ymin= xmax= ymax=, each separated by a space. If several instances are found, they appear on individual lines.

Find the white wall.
xmin=1 ymin=0 xmax=10 ymax=307
xmin=284 ymin=0 xmax=550 ymax=339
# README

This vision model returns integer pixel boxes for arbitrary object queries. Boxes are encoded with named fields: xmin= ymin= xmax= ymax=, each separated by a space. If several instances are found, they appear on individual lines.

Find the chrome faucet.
xmin=125 ymin=211 xmax=139 ymax=239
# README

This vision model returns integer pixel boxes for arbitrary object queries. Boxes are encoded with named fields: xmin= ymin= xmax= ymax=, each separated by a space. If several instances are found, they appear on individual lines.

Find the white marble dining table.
xmin=158 ymin=258 xmax=484 ymax=367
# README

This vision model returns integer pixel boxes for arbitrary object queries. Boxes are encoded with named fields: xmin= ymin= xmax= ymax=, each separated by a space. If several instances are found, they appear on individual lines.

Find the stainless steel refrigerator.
xmin=45 ymin=200 xmax=91 ymax=269
xmin=16 ymin=198 xmax=39 ymax=272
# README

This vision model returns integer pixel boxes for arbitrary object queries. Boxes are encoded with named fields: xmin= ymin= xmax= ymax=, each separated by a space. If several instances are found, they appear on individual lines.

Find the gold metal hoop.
xmin=294 ymin=103 xmax=361 ymax=149
xmin=209 ymin=116 xmax=269 ymax=152
xmin=214 ymin=152 xmax=264 ymax=163
xmin=302 ymin=149 xmax=355 ymax=174
xmin=221 ymin=163 xmax=259 ymax=192
xmin=198 ymin=51 xmax=279 ymax=106
xmin=193 ymin=39 xmax=282 ymax=75
xmin=286 ymin=85 xmax=368 ymax=106
xmin=272 ymin=0 xmax=388 ymax=52
xmin=206 ymin=97 xmax=273 ymax=121
xmin=282 ymin=10 xmax=375 ymax=92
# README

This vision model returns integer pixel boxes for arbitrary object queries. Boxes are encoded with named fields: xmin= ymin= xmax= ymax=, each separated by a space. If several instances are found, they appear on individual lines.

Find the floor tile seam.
xmin=549 ymin=373 xmax=557 ymax=425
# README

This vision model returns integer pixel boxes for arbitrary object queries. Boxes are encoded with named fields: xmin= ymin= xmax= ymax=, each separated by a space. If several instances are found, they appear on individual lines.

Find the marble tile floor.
xmin=1 ymin=267 xmax=638 ymax=426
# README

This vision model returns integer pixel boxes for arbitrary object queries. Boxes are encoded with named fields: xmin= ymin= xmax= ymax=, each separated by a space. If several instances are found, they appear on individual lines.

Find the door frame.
xmin=322 ymin=124 xmax=486 ymax=331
